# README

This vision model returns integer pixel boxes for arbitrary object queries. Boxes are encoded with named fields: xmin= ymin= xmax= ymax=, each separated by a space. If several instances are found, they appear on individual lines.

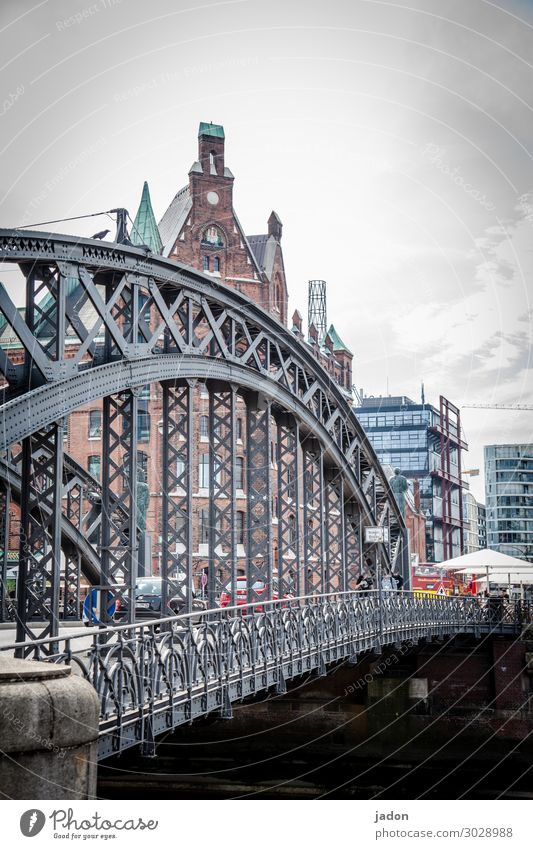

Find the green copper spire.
xmin=131 ymin=181 xmax=163 ymax=253
xmin=198 ymin=121 xmax=225 ymax=139
xmin=327 ymin=324 xmax=352 ymax=355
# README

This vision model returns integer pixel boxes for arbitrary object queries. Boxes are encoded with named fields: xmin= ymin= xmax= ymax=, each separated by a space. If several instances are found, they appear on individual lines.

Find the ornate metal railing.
xmin=1 ymin=590 xmax=529 ymax=760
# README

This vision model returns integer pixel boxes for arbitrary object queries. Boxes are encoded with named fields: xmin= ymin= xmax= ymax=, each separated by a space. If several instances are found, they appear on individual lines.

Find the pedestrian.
xmin=392 ymin=571 xmax=404 ymax=592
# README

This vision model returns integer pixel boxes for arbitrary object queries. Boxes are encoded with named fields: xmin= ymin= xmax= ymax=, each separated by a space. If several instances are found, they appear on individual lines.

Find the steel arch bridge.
xmin=0 ymin=230 xmax=531 ymax=760
xmin=0 ymin=229 xmax=408 ymax=649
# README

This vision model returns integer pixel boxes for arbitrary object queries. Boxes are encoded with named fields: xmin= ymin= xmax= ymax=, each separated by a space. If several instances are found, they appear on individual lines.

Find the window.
xmin=200 ymin=508 xmax=209 ymax=544
xmin=88 ymin=410 xmax=101 ymax=439
xmin=198 ymin=453 xmax=222 ymax=488
xmin=236 ymin=456 xmax=244 ymax=490
xmin=122 ymin=450 xmax=149 ymax=486
xmin=88 ymin=455 xmax=101 ymax=480
xmin=199 ymin=454 xmax=209 ymax=489
xmin=176 ymin=456 xmax=185 ymax=482
xmin=203 ymin=255 xmax=210 ymax=271
xmin=200 ymin=415 xmax=209 ymax=437
xmin=237 ymin=418 xmax=243 ymax=440
xmin=137 ymin=410 xmax=150 ymax=442
xmin=237 ymin=511 xmax=245 ymax=544
xmin=137 ymin=451 xmax=148 ymax=480
xmin=209 ymin=151 xmax=217 ymax=175
xmin=213 ymin=257 xmax=220 ymax=272
xmin=288 ymin=514 xmax=297 ymax=546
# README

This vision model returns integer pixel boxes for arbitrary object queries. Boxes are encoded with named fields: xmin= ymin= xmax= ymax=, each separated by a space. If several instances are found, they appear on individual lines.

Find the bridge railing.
xmin=0 ymin=590 xmax=530 ymax=759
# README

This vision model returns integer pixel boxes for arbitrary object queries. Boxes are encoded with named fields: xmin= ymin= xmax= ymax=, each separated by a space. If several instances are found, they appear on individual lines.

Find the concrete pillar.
xmin=0 ymin=657 xmax=99 ymax=799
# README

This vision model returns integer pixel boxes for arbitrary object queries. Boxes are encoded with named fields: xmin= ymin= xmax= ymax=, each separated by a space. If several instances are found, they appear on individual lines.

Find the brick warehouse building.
xmin=7 ymin=122 xmax=355 ymax=593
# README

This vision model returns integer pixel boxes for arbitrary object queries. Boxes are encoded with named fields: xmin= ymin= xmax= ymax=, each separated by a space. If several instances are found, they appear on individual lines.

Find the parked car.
xmin=219 ymin=577 xmax=293 ymax=612
xmin=114 ymin=576 xmax=206 ymax=621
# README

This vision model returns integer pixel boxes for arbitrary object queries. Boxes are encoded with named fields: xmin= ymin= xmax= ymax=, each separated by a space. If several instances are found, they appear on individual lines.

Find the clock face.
xmin=207 ymin=191 xmax=219 ymax=206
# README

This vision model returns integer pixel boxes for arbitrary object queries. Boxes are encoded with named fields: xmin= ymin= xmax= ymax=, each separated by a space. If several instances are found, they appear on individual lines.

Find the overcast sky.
xmin=1 ymin=0 xmax=532 ymax=500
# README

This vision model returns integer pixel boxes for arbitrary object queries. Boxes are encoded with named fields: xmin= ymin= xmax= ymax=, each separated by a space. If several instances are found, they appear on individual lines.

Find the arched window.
xmin=202 ymin=226 xmax=224 ymax=247
xmin=209 ymin=151 xmax=217 ymax=175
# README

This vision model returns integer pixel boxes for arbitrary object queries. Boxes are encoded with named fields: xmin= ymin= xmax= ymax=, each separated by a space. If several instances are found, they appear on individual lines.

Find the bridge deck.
xmin=1 ymin=591 xmax=529 ymax=760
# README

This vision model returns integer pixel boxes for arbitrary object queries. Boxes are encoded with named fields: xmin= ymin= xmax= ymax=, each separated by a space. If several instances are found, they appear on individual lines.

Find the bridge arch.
xmin=0 ymin=230 xmax=408 ymax=650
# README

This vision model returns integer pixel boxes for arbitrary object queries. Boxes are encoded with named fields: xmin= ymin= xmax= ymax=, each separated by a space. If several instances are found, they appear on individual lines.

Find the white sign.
xmin=365 ymin=526 xmax=385 ymax=544
xmin=436 ymin=584 xmax=446 ymax=596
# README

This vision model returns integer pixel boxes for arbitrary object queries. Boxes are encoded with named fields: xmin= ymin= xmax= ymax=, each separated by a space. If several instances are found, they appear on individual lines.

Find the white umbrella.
xmin=439 ymin=548 xmax=532 ymax=571
xmin=438 ymin=548 xmax=532 ymax=590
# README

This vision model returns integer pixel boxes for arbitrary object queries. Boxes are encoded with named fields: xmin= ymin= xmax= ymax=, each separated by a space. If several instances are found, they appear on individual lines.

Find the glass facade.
xmin=485 ymin=444 xmax=533 ymax=561
xmin=357 ymin=396 xmax=464 ymax=562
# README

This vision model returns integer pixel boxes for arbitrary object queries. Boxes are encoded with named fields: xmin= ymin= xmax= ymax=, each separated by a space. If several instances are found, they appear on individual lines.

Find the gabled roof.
xmin=158 ymin=185 xmax=193 ymax=257
xmin=247 ymin=233 xmax=278 ymax=281
xmin=327 ymin=323 xmax=352 ymax=355
xmin=131 ymin=182 xmax=162 ymax=253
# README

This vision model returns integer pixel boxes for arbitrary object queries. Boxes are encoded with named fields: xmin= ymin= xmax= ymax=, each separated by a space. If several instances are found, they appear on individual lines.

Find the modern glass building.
xmin=356 ymin=395 xmax=467 ymax=562
xmin=484 ymin=444 xmax=533 ymax=562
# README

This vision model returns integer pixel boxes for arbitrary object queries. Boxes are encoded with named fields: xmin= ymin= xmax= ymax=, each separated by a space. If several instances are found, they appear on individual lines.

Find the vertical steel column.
xmin=15 ymin=423 xmax=64 ymax=653
xmin=324 ymin=470 xmax=343 ymax=593
xmin=245 ymin=398 xmax=272 ymax=606
xmin=303 ymin=442 xmax=325 ymax=595
xmin=160 ymin=381 xmax=193 ymax=616
xmin=276 ymin=415 xmax=300 ymax=597
xmin=208 ymin=384 xmax=236 ymax=610
xmin=63 ymin=549 xmax=81 ymax=620
xmin=100 ymin=391 xmax=138 ymax=625
xmin=0 ymin=480 xmax=11 ymax=622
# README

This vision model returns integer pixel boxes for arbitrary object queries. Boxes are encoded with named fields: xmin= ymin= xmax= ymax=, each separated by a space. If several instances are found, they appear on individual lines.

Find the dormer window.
xmin=202 ymin=226 xmax=224 ymax=247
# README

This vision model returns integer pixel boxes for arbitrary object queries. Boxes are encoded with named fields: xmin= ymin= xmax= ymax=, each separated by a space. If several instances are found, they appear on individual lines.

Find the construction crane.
xmin=462 ymin=403 xmax=533 ymax=411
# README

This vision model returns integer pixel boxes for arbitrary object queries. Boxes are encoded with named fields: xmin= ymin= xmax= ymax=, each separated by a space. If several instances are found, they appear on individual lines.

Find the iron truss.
xmin=0 ymin=230 xmax=408 ymax=650
xmin=0 ymin=591 xmax=529 ymax=760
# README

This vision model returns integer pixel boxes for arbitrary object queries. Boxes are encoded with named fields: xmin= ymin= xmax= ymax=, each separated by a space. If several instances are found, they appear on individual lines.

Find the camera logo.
xmin=20 ymin=810 xmax=46 ymax=837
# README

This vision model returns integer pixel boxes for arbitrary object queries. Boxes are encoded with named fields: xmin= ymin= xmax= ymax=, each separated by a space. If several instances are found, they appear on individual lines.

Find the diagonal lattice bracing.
xmin=100 ymin=391 xmax=138 ymax=624
xmin=324 ymin=471 xmax=345 ymax=592
xmin=303 ymin=443 xmax=325 ymax=595
xmin=246 ymin=400 xmax=273 ymax=606
xmin=161 ymin=382 xmax=193 ymax=616
xmin=208 ymin=385 xmax=237 ymax=608
xmin=15 ymin=424 xmax=64 ymax=653
xmin=275 ymin=414 xmax=300 ymax=597
xmin=344 ymin=501 xmax=362 ymax=589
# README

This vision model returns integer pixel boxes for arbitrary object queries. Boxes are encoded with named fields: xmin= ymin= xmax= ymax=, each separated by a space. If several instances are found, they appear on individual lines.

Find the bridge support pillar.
xmin=0 ymin=657 xmax=99 ymax=799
